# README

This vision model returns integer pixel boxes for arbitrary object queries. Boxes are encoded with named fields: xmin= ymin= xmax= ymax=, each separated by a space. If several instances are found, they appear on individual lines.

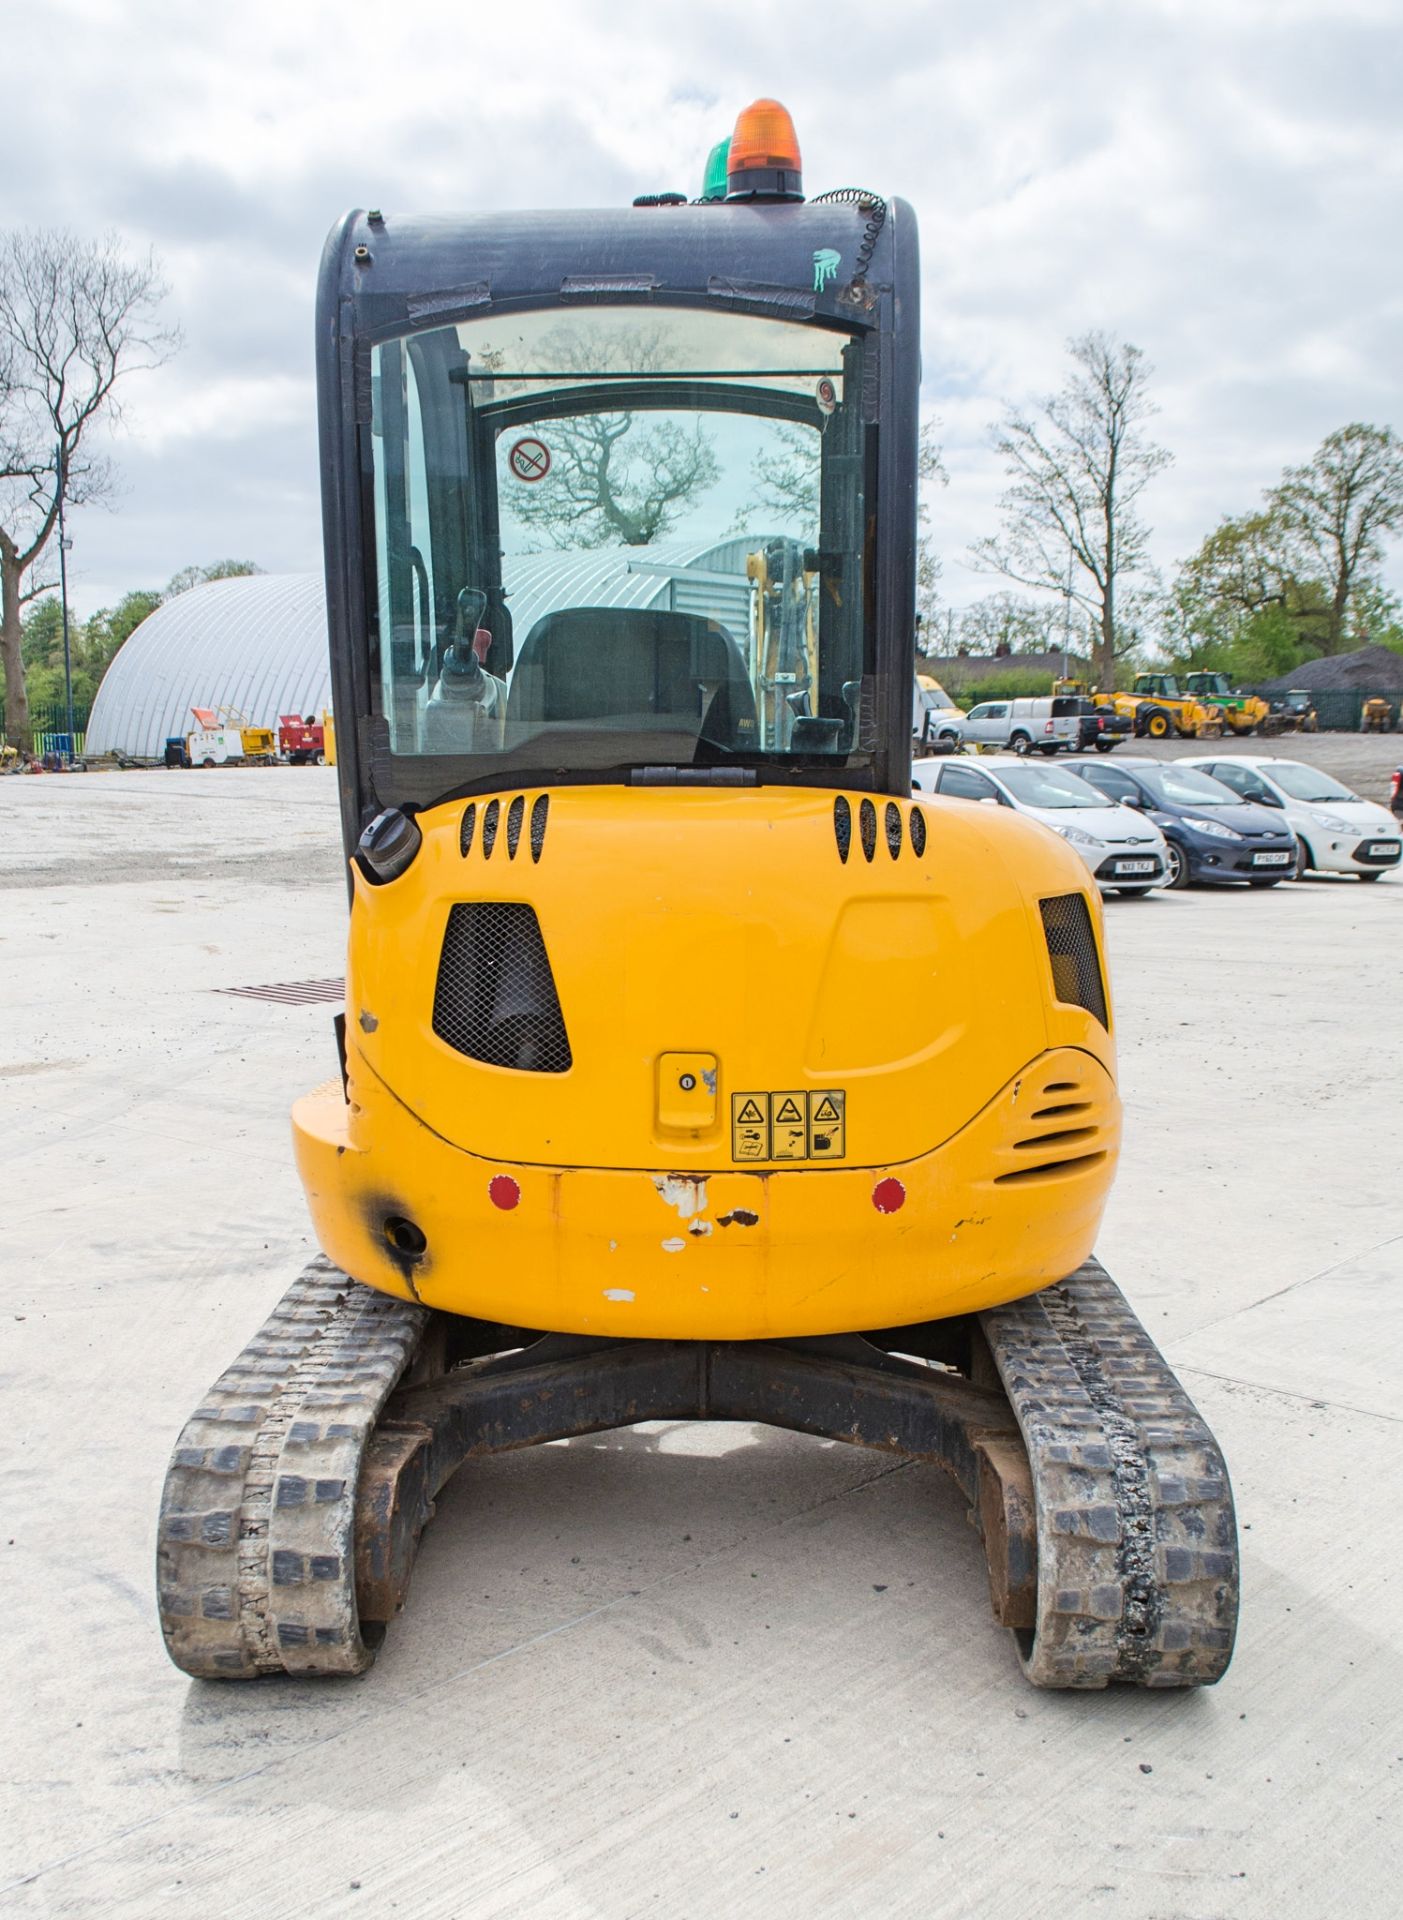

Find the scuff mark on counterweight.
xmin=654 ymin=1174 xmax=708 ymax=1220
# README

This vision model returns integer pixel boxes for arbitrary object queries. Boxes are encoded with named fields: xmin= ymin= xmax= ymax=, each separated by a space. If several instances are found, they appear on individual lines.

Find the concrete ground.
xmin=1 ymin=756 xmax=1400 ymax=1919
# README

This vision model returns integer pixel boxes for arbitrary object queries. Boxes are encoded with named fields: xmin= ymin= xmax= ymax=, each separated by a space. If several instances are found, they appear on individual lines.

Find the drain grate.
xmin=215 ymin=977 xmax=345 ymax=1006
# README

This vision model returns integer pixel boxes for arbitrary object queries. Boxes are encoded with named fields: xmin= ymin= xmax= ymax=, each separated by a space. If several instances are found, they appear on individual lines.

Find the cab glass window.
xmin=366 ymin=306 xmax=871 ymax=790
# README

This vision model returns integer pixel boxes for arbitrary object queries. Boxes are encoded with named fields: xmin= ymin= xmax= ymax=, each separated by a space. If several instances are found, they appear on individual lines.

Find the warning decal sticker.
xmin=731 ymin=1095 xmax=769 ymax=1161
xmin=508 ymin=436 xmax=551 ymax=482
xmin=730 ymin=1091 xmax=846 ymax=1162
xmin=771 ymin=1093 xmax=807 ymax=1161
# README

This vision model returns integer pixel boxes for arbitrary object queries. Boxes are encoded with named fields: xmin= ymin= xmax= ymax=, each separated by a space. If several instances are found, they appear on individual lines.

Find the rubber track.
xmin=157 ymin=1258 xmax=429 ymax=1678
xmin=981 ymin=1258 xmax=1238 ymax=1688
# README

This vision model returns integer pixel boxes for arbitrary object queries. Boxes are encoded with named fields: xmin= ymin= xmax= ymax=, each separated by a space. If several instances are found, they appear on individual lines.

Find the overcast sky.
xmin=8 ymin=0 xmax=1403 ymax=620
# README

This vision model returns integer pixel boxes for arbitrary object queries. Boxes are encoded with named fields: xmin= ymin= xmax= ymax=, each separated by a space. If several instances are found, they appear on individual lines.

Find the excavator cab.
xmin=157 ymin=102 xmax=1238 ymax=1691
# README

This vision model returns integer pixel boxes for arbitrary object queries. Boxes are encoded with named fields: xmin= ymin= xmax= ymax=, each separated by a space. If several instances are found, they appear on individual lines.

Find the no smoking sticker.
xmin=508 ymin=436 xmax=551 ymax=483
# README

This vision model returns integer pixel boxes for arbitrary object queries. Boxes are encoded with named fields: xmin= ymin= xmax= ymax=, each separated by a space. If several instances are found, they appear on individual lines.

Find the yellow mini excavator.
xmin=158 ymin=102 xmax=1238 ymax=1689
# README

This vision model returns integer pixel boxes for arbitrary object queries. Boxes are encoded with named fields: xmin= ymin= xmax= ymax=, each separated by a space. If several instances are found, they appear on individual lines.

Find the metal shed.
xmin=85 ymin=574 xmax=331 ymax=760
xmin=86 ymin=542 xmax=766 ymax=759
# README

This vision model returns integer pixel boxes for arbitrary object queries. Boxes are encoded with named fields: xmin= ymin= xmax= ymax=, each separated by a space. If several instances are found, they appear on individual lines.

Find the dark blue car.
xmin=1070 ymin=757 xmax=1297 ymax=888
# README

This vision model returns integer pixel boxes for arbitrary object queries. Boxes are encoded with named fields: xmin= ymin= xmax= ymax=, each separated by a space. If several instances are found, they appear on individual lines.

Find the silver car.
xmin=913 ymin=754 xmax=1169 ymax=895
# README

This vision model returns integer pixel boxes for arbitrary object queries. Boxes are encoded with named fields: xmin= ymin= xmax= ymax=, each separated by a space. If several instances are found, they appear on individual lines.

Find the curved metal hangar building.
xmin=85 ymin=574 xmax=333 ymax=759
xmin=87 ymin=545 xmax=774 ymax=759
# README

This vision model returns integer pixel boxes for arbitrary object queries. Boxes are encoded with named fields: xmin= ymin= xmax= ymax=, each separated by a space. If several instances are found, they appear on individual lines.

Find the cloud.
xmin=5 ymin=0 xmax=1401 ymax=616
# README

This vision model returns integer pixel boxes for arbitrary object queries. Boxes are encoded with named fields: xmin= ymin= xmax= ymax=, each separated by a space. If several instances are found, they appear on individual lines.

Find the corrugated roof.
xmin=88 ymin=540 xmax=774 ymax=758
xmin=86 ymin=574 xmax=330 ymax=758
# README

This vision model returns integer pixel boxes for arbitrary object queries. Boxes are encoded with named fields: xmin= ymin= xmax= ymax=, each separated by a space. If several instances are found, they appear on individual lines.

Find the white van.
xmin=960 ymin=696 xmax=1080 ymax=755
xmin=912 ymin=676 xmax=963 ymax=748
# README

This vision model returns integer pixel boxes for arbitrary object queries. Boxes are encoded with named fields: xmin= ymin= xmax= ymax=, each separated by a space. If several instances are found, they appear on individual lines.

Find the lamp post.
xmin=56 ymin=441 xmax=74 ymax=763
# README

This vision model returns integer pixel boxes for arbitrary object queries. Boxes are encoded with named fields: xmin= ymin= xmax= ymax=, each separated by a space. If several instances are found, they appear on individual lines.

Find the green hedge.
xmin=930 ymin=668 xmax=1064 ymax=705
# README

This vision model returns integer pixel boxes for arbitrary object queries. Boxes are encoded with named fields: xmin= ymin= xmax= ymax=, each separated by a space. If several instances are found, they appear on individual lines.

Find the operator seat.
xmin=506 ymin=607 xmax=758 ymax=751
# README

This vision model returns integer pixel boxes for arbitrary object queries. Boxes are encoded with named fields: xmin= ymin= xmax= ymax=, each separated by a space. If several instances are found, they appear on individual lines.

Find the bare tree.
xmin=970 ymin=332 xmax=1170 ymax=688
xmin=512 ymin=412 xmax=719 ymax=548
xmin=915 ymin=419 xmax=949 ymax=626
xmin=0 ymin=230 xmax=179 ymax=745
xmin=1267 ymin=424 xmax=1403 ymax=654
xmin=956 ymin=591 xmax=1069 ymax=658
xmin=735 ymin=422 xmax=819 ymax=530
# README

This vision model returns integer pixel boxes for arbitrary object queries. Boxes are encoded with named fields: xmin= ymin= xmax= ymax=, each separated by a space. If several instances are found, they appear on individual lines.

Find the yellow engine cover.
xmin=293 ymin=786 xmax=1120 ymax=1338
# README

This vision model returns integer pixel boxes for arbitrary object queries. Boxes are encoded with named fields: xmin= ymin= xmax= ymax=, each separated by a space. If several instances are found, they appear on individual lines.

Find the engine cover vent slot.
xmin=858 ymin=798 xmax=877 ymax=862
xmin=432 ymin=904 xmax=572 ymax=1074
xmin=481 ymin=799 xmax=500 ymax=858
xmin=506 ymin=794 xmax=525 ymax=858
xmin=1038 ymin=894 xmax=1108 ymax=1028
xmin=530 ymin=794 xmax=549 ymax=861
xmin=884 ymin=802 xmax=902 ymax=859
xmin=459 ymin=803 xmax=476 ymax=857
xmin=833 ymin=795 xmax=852 ymax=862
xmin=995 ymin=1151 xmax=1107 ymax=1187
xmin=909 ymin=806 xmax=926 ymax=857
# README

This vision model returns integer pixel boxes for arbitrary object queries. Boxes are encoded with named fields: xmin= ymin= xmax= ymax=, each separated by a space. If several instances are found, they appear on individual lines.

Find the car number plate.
xmin=1115 ymin=859 xmax=1156 ymax=874
xmin=1365 ymin=841 xmax=1399 ymax=859
xmin=1253 ymin=851 xmax=1292 ymax=866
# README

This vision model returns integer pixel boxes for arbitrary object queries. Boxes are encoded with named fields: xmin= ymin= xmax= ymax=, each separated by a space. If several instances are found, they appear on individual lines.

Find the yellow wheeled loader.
xmin=157 ymin=101 xmax=1238 ymax=1691
xmin=1183 ymin=672 xmax=1269 ymax=736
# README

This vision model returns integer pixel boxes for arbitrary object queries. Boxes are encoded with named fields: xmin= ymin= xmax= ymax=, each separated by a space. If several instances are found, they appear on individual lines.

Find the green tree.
xmin=13 ymin=585 xmax=162 ymax=711
xmin=1268 ymin=425 xmax=1403 ymax=654
xmin=1164 ymin=510 xmax=1331 ymax=678
xmin=0 ymin=229 xmax=179 ymax=745
xmin=970 ymin=332 xmax=1171 ymax=690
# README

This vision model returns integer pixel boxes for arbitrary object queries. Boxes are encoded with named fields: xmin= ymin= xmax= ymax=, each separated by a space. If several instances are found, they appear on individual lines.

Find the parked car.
xmin=913 ymin=753 xmax=1167 ymax=895
xmin=1182 ymin=754 xmax=1403 ymax=881
xmin=957 ymin=696 xmax=1081 ymax=756
xmin=1069 ymin=756 xmax=1297 ymax=888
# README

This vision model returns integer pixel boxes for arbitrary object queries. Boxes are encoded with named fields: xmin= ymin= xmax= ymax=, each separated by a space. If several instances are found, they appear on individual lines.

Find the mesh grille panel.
xmin=432 ymin=904 xmax=573 ymax=1072
xmin=1039 ymin=894 xmax=1108 ymax=1028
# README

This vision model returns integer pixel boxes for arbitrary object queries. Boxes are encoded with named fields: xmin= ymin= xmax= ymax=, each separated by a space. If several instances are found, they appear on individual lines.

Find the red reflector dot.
xmin=872 ymin=1177 xmax=906 ymax=1214
xmin=489 ymin=1175 xmax=521 ymax=1211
